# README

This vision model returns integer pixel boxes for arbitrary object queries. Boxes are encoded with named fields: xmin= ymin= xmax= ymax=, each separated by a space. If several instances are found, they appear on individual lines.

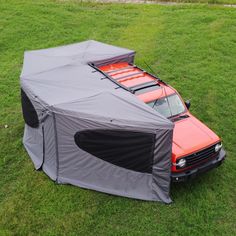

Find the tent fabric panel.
xmin=57 ymin=174 xmax=154 ymax=201
xmin=152 ymin=129 xmax=173 ymax=203
xmin=20 ymin=65 xmax=118 ymax=107
xmin=21 ymin=40 xmax=135 ymax=77
xmin=21 ymin=64 xmax=116 ymax=90
xmin=54 ymin=91 xmax=173 ymax=130
xmin=20 ymin=52 xmax=72 ymax=78
xmin=55 ymin=113 xmax=171 ymax=202
xmin=21 ymin=85 xmax=57 ymax=177
xmin=23 ymin=124 xmax=43 ymax=170
xmin=55 ymin=113 xmax=154 ymax=200
xmin=41 ymin=115 xmax=57 ymax=180
xmin=20 ymin=84 xmax=48 ymax=121
xmin=74 ymin=129 xmax=155 ymax=173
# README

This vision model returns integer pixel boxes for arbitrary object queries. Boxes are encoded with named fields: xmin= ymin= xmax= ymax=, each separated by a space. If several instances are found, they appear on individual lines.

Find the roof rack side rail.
xmin=88 ymin=63 xmax=132 ymax=92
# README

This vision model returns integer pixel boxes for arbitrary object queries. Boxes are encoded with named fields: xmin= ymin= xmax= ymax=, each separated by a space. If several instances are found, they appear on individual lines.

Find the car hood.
xmin=172 ymin=114 xmax=220 ymax=157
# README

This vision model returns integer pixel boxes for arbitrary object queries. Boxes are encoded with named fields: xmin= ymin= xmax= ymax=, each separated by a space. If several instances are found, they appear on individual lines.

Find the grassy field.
xmin=0 ymin=0 xmax=236 ymax=235
xmin=92 ymin=0 xmax=236 ymax=5
xmin=147 ymin=0 xmax=236 ymax=5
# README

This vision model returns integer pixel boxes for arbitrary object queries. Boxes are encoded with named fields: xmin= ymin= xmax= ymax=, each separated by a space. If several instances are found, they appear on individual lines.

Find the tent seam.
xmin=53 ymin=113 xmax=60 ymax=182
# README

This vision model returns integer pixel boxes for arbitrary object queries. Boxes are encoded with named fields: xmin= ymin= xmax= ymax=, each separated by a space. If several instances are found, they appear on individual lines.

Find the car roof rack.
xmin=89 ymin=62 xmax=165 ymax=94
xmin=89 ymin=63 xmax=133 ymax=92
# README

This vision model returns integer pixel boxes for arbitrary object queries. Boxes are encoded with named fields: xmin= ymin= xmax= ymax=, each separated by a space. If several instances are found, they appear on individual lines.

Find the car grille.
xmin=177 ymin=144 xmax=219 ymax=169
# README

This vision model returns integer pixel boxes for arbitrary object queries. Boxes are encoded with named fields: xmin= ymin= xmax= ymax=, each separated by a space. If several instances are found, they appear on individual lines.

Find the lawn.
xmin=97 ymin=0 xmax=236 ymax=5
xmin=0 ymin=0 xmax=236 ymax=235
xmin=147 ymin=0 xmax=236 ymax=5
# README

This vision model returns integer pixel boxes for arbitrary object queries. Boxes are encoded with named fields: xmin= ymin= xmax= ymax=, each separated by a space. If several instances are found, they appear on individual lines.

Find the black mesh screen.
xmin=74 ymin=129 xmax=155 ymax=173
xmin=21 ymin=89 xmax=39 ymax=128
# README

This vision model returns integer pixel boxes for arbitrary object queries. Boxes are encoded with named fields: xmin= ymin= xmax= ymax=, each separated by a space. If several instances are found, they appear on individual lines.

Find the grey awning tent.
xmin=20 ymin=40 xmax=174 ymax=203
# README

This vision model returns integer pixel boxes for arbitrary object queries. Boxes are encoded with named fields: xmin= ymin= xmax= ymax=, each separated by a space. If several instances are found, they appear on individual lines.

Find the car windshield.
xmin=147 ymin=93 xmax=186 ymax=118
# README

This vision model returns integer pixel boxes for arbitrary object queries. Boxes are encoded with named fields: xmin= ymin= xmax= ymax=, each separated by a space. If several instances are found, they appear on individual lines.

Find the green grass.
xmin=148 ymin=0 xmax=236 ymax=5
xmin=79 ymin=0 xmax=236 ymax=7
xmin=93 ymin=0 xmax=236 ymax=5
xmin=0 ymin=0 xmax=236 ymax=235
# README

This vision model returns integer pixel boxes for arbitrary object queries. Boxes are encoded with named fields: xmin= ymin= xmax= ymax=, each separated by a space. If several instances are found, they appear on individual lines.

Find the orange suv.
xmin=96 ymin=62 xmax=226 ymax=182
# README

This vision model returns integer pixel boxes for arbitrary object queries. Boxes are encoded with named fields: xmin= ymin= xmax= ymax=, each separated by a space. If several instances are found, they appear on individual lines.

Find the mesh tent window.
xmin=74 ymin=129 xmax=155 ymax=173
xmin=21 ymin=89 xmax=39 ymax=128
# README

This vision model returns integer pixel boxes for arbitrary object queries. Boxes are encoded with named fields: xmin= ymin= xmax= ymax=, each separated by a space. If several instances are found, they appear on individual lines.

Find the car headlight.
xmin=215 ymin=142 xmax=222 ymax=152
xmin=176 ymin=158 xmax=186 ymax=168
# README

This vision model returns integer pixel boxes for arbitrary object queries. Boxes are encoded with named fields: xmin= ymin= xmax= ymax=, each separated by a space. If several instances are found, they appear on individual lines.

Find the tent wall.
xmin=23 ymin=113 xmax=57 ymax=180
xmin=22 ymin=88 xmax=45 ymax=170
xmin=54 ymin=112 xmax=172 ymax=203
xmin=21 ymin=93 xmax=173 ymax=203
xmin=23 ymin=124 xmax=44 ymax=170
xmin=41 ymin=114 xmax=57 ymax=180
xmin=152 ymin=130 xmax=173 ymax=202
xmin=21 ymin=87 xmax=57 ymax=179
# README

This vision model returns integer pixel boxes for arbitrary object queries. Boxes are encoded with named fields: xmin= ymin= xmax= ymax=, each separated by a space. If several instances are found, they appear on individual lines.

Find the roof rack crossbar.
xmin=107 ymin=66 xmax=134 ymax=74
xmin=88 ymin=63 xmax=132 ymax=92
xmin=129 ymin=81 xmax=158 ymax=93
xmin=133 ymin=64 xmax=167 ymax=85
xmin=114 ymin=71 xmax=144 ymax=81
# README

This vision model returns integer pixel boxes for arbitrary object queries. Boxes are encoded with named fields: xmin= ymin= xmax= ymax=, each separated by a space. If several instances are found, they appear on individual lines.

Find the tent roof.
xmin=20 ymin=40 xmax=173 ymax=129
xmin=21 ymin=40 xmax=135 ymax=77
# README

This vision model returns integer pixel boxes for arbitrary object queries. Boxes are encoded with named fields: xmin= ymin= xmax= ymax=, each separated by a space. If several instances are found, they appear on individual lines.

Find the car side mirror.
xmin=185 ymin=100 xmax=191 ymax=110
